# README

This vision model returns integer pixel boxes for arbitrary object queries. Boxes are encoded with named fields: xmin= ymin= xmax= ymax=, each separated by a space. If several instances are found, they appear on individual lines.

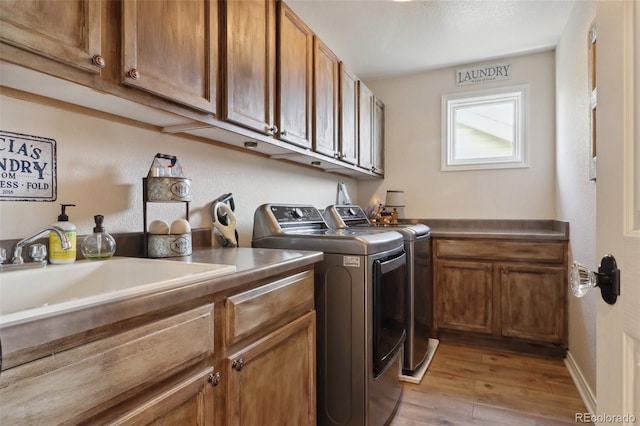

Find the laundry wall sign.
xmin=456 ymin=63 xmax=512 ymax=86
xmin=0 ymin=131 xmax=57 ymax=201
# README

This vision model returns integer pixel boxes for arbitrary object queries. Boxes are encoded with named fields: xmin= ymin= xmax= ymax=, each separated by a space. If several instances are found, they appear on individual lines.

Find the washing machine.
xmin=252 ymin=204 xmax=406 ymax=426
xmin=323 ymin=204 xmax=437 ymax=381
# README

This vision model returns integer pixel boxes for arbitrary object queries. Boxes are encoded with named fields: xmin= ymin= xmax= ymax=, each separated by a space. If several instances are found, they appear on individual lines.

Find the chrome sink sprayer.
xmin=7 ymin=225 xmax=72 ymax=266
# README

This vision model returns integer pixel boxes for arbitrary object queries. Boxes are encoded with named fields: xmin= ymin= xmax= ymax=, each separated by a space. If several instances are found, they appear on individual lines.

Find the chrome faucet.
xmin=11 ymin=225 xmax=72 ymax=264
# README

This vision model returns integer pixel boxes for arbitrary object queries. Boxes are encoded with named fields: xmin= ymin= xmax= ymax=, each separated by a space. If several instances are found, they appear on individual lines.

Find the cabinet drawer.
xmin=435 ymin=239 xmax=565 ymax=263
xmin=226 ymin=270 xmax=314 ymax=345
xmin=0 ymin=304 xmax=214 ymax=424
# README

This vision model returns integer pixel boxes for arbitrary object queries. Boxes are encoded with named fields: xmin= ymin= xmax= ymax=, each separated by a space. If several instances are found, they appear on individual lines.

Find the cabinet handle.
xmin=127 ymin=68 xmax=141 ymax=80
xmin=232 ymin=358 xmax=245 ymax=371
xmin=280 ymin=129 xmax=288 ymax=137
xmin=208 ymin=372 xmax=221 ymax=386
xmin=333 ymin=151 xmax=340 ymax=159
xmin=91 ymin=54 xmax=106 ymax=69
xmin=264 ymin=125 xmax=278 ymax=135
xmin=341 ymin=153 xmax=347 ymax=160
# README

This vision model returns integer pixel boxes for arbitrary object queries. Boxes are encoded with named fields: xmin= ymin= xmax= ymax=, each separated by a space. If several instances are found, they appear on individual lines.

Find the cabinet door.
xmin=225 ymin=311 xmax=316 ymax=426
xmin=0 ymin=305 xmax=214 ymax=424
xmin=277 ymin=2 xmax=313 ymax=148
xmin=224 ymin=0 xmax=276 ymax=135
xmin=500 ymin=264 xmax=566 ymax=344
xmin=372 ymin=97 xmax=385 ymax=175
xmin=434 ymin=260 xmax=493 ymax=334
xmin=106 ymin=367 xmax=216 ymax=425
xmin=358 ymin=81 xmax=374 ymax=170
xmin=339 ymin=63 xmax=359 ymax=165
xmin=313 ymin=37 xmax=339 ymax=157
xmin=122 ymin=0 xmax=217 ymax=114
xmin=0 ymin=0 xmax=104 ymax=73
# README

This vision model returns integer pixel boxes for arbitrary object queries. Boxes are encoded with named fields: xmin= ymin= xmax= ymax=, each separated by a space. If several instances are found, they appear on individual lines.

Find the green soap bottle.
xmin=49 ymin=203 xmax=76 ymax=264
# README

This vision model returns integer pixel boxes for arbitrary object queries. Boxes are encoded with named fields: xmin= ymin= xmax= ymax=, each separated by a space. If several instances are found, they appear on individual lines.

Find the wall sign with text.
xmin=456 ymin=62 xmax=512 ymax=86
xmin=0 ymin=131 xmax=57 ymax=201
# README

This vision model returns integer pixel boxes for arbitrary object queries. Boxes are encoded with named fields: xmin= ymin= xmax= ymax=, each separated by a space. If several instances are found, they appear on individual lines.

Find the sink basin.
xmin=0 ymin=257 xmax=236 ymax=326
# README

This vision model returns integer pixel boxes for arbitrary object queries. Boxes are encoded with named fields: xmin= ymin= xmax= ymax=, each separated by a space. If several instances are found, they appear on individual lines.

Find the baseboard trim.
xmin=564 ymin=350 xmax=597 ymax=414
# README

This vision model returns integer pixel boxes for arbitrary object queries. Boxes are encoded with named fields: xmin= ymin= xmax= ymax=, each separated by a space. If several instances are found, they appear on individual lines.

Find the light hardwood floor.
xmin=390 ymin=343 xmax=591 ymax=426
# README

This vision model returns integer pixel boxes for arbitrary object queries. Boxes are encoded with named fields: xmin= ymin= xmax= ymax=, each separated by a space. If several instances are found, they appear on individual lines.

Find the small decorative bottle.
xmin=81 ymin=215 xmax=116 ymax=260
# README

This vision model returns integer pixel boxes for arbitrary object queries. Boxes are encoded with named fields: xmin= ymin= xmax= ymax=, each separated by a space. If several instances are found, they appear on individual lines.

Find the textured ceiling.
xmin=285 ymin=0 xmax=576 ymax=80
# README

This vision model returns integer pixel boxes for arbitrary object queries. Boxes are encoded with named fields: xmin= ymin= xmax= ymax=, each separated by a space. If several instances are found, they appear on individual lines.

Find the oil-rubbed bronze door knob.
xmin=127 ymin=68 xmax=141 ymax=80
xmin=92 ymin=54 xmax=106 ymax=68
xmin=232 ymin=358 xmax=245 ymax=371
xmin=208 ymin=372 xmax=221 ymax=386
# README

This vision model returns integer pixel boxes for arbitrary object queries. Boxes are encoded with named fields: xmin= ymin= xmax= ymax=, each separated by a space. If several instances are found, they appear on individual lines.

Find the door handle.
xmin=571 ymin=254 xmax=620 ymax=304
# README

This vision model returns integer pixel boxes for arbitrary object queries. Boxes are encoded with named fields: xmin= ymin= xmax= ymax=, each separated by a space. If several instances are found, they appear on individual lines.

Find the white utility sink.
xmin=0 ymin=257 xmax=236 ymax=326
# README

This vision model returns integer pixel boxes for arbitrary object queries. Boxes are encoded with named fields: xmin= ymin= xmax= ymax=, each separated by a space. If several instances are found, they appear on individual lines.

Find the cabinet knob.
xmin=333 ymin=151 xmax=340 ymax=159
xmin=208 ymin=372 xmax=221 ymax=386
xmin=280 ymin=129 xmax=288 ymax=137
xmin=127 ymin=68 xmax=141 ymax=80
xmin=91 ymin=54 xmax=106 ymax=69
xmin=264 ymin=125 xmax=278 ymax=135
xmin=232 ymin=358 xmax=245 ymax=371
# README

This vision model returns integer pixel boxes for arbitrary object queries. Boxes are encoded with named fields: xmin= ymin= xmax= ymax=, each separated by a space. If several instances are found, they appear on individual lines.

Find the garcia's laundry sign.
xmin=0 ymin=131 xmax=57 ymax=201
xmin=456 ymin=63 xmax=512 ymax=86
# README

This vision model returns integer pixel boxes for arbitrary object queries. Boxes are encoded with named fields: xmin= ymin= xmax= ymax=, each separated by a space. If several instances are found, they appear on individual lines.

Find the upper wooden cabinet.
xmin=277 ymin=2 xmax=313 ymax=149
xmin=373 ymin=97 xmax=385 ymax=175
xmin=122 ymin=0 xmax=218 ymax=114
xmin=0 ymin=0 xmax=104 ymax=73
xmin=0 ymin=0 xmax=384 ymax=179
xmin=224 ymin=0 xmax=277 ymax=135
xmin=358 ymin=81 xmax=374 ymax=171
xmin=358 ymin=81 xmax=384 ymax=175
xmin=313 ymin=37 xmax=339 ymax=158
xmin=339 ymin=63 xmax=359 ymax=165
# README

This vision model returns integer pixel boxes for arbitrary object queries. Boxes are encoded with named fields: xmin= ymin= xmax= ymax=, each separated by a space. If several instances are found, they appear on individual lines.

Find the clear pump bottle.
xmin=81 ymin=215 xmax=116 ymax=260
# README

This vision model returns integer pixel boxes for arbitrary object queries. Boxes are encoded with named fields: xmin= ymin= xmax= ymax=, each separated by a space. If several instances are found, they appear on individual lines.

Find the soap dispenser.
xmin=50 ymin=203 xmax=77 ymax=264
xmin=81 ymin=215 xmax=116 ymax=260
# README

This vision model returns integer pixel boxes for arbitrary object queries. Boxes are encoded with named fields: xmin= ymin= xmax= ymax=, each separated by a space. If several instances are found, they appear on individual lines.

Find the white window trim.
xmin=441 ymin=84 xmax=529 ymax=171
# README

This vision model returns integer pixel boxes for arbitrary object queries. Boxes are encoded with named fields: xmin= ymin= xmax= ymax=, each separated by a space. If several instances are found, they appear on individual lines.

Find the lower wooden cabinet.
xmin=435 ymin=259 xmax=493 ymax=335
xmin=0 ymin=268 xmax=317 ymax=425
xmin=106 ymin=367 xmax=217 ymax=425
xmin=499 ymin=263 xmax=565 ymax=344
xmin=0 ymin=304 xmax=215 ymax=424
xmin=223 ymin=269 xmax=316 ymax=425
xmin=433 ymin=238 xmax=568 ymax=356
xmin=225 ymin=312 xmax=316 ymax=426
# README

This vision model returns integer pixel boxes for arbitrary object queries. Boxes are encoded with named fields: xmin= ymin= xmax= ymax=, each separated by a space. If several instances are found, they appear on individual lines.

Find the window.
xmin=442 ymin=85 xmax=529 ymax=171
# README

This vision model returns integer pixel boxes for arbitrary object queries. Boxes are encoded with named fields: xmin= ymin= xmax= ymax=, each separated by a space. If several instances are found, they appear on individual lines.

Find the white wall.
xmin=555 ymin=0 xmax=597 ymax=395
xmin=0 ymin=94 xmax=357 ymax=246
xmin=358 ymin=51 xmax=557 ymax=219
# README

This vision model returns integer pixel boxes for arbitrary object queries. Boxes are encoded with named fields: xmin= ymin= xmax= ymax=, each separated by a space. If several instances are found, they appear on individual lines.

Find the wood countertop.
xmin=0 ymin=247 xmax=323 ymax=370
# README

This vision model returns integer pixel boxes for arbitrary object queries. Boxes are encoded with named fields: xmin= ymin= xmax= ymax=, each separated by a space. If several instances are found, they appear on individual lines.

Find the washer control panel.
xmin=269 ymin=205 xmax=324 ymax=225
